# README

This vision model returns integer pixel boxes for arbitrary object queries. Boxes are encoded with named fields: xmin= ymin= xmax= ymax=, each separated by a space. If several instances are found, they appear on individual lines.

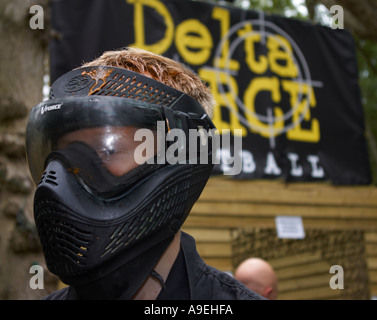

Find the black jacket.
xmin=42 ymin=232 xmax=264 ymax=300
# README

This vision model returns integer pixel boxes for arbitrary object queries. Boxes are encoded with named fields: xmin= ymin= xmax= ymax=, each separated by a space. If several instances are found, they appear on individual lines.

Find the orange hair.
xmin=82 ymin=47 xmax=215 ymax=117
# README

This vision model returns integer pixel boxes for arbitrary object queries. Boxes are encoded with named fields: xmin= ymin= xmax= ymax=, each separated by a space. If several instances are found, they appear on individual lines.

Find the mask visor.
xmin=26 ymin=96 xmax=165 ymax=196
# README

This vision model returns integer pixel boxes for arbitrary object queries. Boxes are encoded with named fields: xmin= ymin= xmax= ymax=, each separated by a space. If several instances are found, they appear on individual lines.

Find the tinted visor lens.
xmin=26 ymin=96 xmax=164 ymax=194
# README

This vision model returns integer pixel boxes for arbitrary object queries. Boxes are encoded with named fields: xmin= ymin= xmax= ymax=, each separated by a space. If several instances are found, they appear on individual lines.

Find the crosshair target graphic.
xmin=214 ymin=15 xmax=322 ymax=147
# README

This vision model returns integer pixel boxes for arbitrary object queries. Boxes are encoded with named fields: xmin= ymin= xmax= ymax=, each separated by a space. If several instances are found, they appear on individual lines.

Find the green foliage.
xmin=233 ymin=0 xmax=309 ymax=19
xmin=356 ymin=38 xmax=377 ymax=183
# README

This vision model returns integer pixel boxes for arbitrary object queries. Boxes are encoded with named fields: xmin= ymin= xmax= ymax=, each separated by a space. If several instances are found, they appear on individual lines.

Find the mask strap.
xmin=163 ymin=106 xmax=176 ymax=132
xmin=150 ymin=269 xmax=167 ymax=298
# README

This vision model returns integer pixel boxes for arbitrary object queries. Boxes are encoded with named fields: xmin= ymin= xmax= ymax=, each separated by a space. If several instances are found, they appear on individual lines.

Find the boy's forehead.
xmin=62 ymin=125 xmax=140 ymax=135
xmin=57 ymin=126 xmax=144 ymax=145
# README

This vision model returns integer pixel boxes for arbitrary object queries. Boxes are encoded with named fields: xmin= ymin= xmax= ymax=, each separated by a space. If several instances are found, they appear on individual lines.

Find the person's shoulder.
xmin=201 ymin=264 xmax=266 ymax=300
xmin=41 ymin=286 xmax=70 ymax=300
xmin=181 ymin=231 xmax=265 ymax=300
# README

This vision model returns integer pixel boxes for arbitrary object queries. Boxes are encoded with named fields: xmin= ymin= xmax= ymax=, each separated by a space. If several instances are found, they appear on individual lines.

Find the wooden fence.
xmin=183 ymin=176 xmax=377 ymax=300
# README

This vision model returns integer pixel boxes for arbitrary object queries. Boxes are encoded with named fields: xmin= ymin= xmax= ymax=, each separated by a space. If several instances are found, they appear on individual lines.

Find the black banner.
xmin=50 ymin=0 xmax=371 ymax=184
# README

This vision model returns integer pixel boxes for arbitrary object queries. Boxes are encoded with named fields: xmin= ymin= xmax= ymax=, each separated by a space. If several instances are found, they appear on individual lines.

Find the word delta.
xmin=127 ymin=0 xmax=320 ymax=143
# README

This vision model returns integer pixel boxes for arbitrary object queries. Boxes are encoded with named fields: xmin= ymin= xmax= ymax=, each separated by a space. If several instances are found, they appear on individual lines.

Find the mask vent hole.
xmin=34 ymin=199 xmax=92 ymax=276
xmin=39 ymin=170 xmax=58 ymax=186
xmin=38 ymin=171 xmax=47 ymax=185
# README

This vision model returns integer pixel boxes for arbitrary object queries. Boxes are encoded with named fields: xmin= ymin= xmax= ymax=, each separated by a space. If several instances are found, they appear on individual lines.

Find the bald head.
xmin=235 ymin=258 xmax=278 ymax=300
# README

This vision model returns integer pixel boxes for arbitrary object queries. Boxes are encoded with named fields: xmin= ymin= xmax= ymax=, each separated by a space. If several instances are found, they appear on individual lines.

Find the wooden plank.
xmin=368 ymin=270 xmax=377 ymax=282
xmin=184 ymin=214 xmax=275 ymax=228
xmin=365 ymin=243 xmax=377 ymax=256
xmin=181 ymin=228 xmax=231 ymax=242
xmin=269 ymin=251 xmax=322 ymax=269
xmin=201 ymin=258 xmax=233 ymax=271
xmin=365 ymin=232 xmax=377 ymax=243
xmin=195 ymin=243 xmax=232 ymax=257
xmin=275 ymin=261 xmax=330 ymax=280
xmin=184 ymin=214 xmax=377 ymax=230
xmin=367 ymin=257 xmax=377 ymax=269
xmin=192 ymin=201 xmax=377 ymax=219
xmin=278 ymin=286 xmax=342 ymax=300
xmin=370 ymin=284 xmax=377 ymax=297
xmin=201 ymin=178 xmax=377 ymax=207
xmin=278 ymin=274 xmax=330 ymax=293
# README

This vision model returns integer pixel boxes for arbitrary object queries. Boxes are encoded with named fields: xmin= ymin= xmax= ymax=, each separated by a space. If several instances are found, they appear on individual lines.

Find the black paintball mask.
xmin=25 ymin=66 xmax=216 ymax=299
